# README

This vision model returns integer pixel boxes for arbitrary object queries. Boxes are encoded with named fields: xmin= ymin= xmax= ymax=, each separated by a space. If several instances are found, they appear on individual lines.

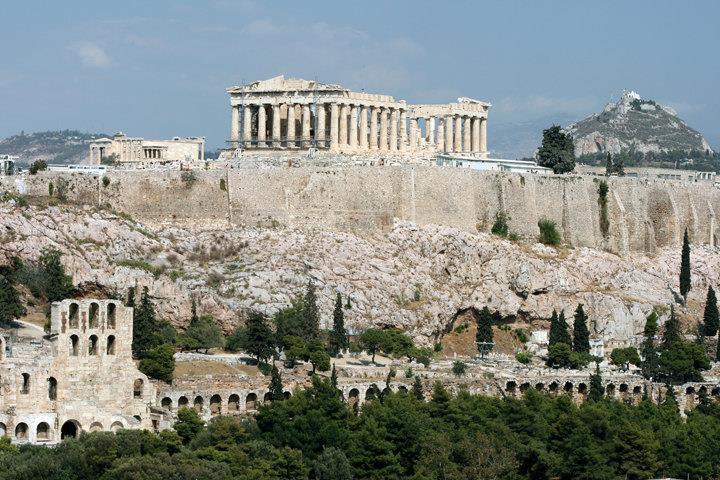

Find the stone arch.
xmin=711 ymin=387 xmax=720 ymax=398
xmin=36 ymin=422 xmax=51 ymax=440
xmin=69 ymin=303 xmax=79 ymax=328
xmin=398 ymin=385 xmax=408 ymax=394
xmin=107 ymin=303 xmax=117 ymax=329
xmin=519 ymin=382 xmax=530 ymax=394
xmin=349 ymin=388 xmax=360 ymax=407
xmin=263 ymin=392 xmax=272 ymax=404
xmin=15 ymin=422 xmax=28 ymax=440
xmin=685 ymin=386 xmax=696 ymax=410
xmin=0 ymin=422 xmax=6 ymax=437
xmin=578 ymin=383 xmax=588 ymax=395
xmin=20 ymin=372 xmax=30 ymax=394
xmin=228 ymin=394 xmax=240 ymax=412
xmin=70 ymin=334 xmax=79 ymax=356
xmin=133 ymin=379 xmax=144 ymax=398
xmin=382 ymin=387 xmax=391 ymax=398
xmin=283 ymin=391 xmax=291 ymax=399
xmin=48 ymin=377 xmax=57 ymax=400
xmin=110 ymin=421 xmax=123 ymax=432
xmin=685 ymin=386 xmax=696 ymax=395
xmin=178 ymin=396 xmax=189 ymax=409
xmin=605 ymin=383 xmax=616 ymax=397
xmin=88 ymin=335 xmax=98 ymax=355
xmin=245 ymin=392 xmax=257 ymax=410
xmin=548 ymin=381 xmax=559 ymax=394
xmin=133 ymin=415 xmax=141 ymax=423
xmin=365 ymin=386 xmax=377 ymax=401
xmin=535 ymin=382 xmax=545 ymax=391
xmin=107 ymin=335 xmax=116 ymax=355
xmin=619 ymin=383 xmax=629 ymax=400
xmin=89 ymin=303 xmax=99 ymax=329
xmin=60 ymin=420 xmax=80 ymax=439
xmin=563 ymin=382 xmax=573 ymax=394
xmin=89 ymin=422 xmax=103 ymax=432
xmin=161 ymin=397 xmax=172 ymax=410
xmin=194 ymin=395 xmax=204 ymax=413
xmin=210 ymin=394 xmax=222 ymax=415
xmin=633 ymin=385 xmax=642 ymax=396
xmin=505 ymin=381 xmax=517 ymax=394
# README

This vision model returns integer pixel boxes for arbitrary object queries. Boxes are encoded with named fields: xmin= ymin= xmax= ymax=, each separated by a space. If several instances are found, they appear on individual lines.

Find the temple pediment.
xmin=227 ymin=75 xmax=347 ymax=94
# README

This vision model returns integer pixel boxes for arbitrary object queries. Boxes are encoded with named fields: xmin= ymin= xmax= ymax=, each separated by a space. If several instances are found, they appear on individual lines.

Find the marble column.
xmin=339 ymin=104 xmax=349 ymax=148
xmin=302 ymin=104 xmax=311 ymax=148
xmin=409 ymin=118 xmax=419 ymax=150
xmin=379 ymin=108 xmax=388 ymax=151
xmin=437 ymin=121 xmax=445 ymax=151
xmin=317 ymin=104 xmax=326 ymax=148
xmin=444 ymin=115 xmax=454 ymax=153
xmin=399 ymin=110 xmax=407 ymax=151
xmin=359 ymin=106 xmax=368 ymax=149
xmin=471 ymin=117 xmax=480 ymax=152
xmin=287 ymin=104 xmax=296 ymax=148
xmin=330 ymin=103 xmax=339 ymax=150
xmin=480 ymin=117 xmax=487 ymax=153
xmin=454 ymin=116 xmax=463 ymax=153
xmin=272 ymin=104 xmax=281 ymax=148
xmin=389 ymin=109 xmax=398 ymax=151
xmin=427 ymin=117 xmax=436 ymax=145
xmin=369 ymin=107 xmax=378 ymax=149
xmin=257 ymin=104 xmax=267 ymax=147
xmin=349 ymin=105 xmax=358 ymax=149
xmin=230 ymin=105 xmax=239 ymax=147
xmin=463 ymin=116 xmax=471 ymax=152
xmin=242 ymin=106 xmax=252 ymax=148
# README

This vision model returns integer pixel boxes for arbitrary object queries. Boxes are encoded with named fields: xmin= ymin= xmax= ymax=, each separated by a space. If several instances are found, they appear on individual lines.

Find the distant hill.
xmin=0 ymin=130 xmax=107 ymax=165
xmin=565 ymin=91 xmax=713 ymax=157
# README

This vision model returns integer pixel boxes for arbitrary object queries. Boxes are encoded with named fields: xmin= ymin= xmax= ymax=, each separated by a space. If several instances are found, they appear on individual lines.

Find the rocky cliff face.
xmin=566 ymin=91 xmax=713 ymax=156
xmin=0 ymin=130 xmax=100 ymax=165
xmin=1 ymin=201 xmax=717 ymax=346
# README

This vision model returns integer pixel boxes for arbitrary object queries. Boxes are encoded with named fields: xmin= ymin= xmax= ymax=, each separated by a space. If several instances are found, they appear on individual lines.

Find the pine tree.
xmin=241 ymin=310 xmax=275 ymax=363
xmin=302 ymin=281 xmax=320 ymax=341
xmin=605 ymin=152 xmax=613 ymax=176
xmin=614 ymin=155 xmax=625 ymax=176
xmin=329 ymin=292 xmax=348 ymax=356
xmin=38 ymin=249 xmax=74 ymax=302
xmin=178 ymin=314 xmax=224 ymax=353
xmin=475 ymin=307 xmax=494 ymax=356
xmin=536 ymin=125 xmax=576 ymax=174
xmin=126 ymin=287 xmax=135 ymax=308
xmin=662 ymin=306 xmax=681 ymax=348
xmin=330 ymin=363 xmax=338 ymax=388
xmin=190 ymin=296 xmax=198 ymax=324
xmin=549 ymin=309 xmax=571 ymax=347
xmin=572 ymin=304 xmax=590 ymax=353
xmin=269 ymin=365 xmax=284 ymax=401
xmin=0 ymin=274 xmax=25 ymax=328
xmin=588 ymin=363 xmax=604 ymax=402
xmin=662 ymin=383 xmax=678 ymax=412
xmin=412 ymin=376 xmax=424 ymax=400
xmin=702 ymin=285 xmax=719 ymax=337
xmin=680 ymin=228 xmax=691 ymax=303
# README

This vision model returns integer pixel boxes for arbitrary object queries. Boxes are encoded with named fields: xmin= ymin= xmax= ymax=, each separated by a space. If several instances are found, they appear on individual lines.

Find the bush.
xmin=451 ymin=361 xmax=467 ymax=377
xmin=28 ymin=160 xmax=48 ymax=175
xmin=102 ymin=176 xmax=111 ymax=188
xmin=515 ymin=351 xmax=532 ymax=364
xmin=538 ymin=219 xmax=561 ymax=246
xmin=433 ymin=342 xmax=443 ymax=353
xmin=515 ymin=328 xmax=528 ymax=343
xmin=219 ymin=178 xmax=227 ymax=191
xmin=546 ymin=343 xmax=591 ymax=369
xmin=180 ymin=171 xmax=197 ymax=188
xmin=491 ymin=213 xmax=510 ymax=237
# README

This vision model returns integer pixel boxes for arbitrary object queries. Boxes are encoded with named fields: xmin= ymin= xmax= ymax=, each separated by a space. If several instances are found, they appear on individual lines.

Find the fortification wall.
xmin=4 ymin=166 xmax=719 ymax=254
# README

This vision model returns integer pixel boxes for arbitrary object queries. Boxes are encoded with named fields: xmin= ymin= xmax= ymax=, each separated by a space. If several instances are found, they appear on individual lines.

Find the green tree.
xmin=38 ymin=248 xmax=74 ymax=302
xmin=0 ymin=274 xmax=25 ymax=328
xmin=330 ymin=363 xmax=338 ymax=388
xmin=125 ymin=286 xmax=135 ymax=308
xmin=605 ymin=152 xmax=613 ymax=175
xmin=28 ymin=159 xmax=48 ymax=175
xmin=240 ymin=310 xmax=276 ymax=363
xmin=329 ymin=292 xmax=348 ymax=356
xmin=613 ymin=154 xmax=625 ymax=176
xmin=641 ymin=311 xmax=660 ymax=380
xmin=314 ymin=447 xmax=352 ymax=480
xmin=549 ymin=309 xmax=571 ymax=347
xmin=475 ymin=306 xmax=494 ymax=356
xmin=359 ymin=328 xmax=387 ymax=363
xmin=132 ymin=287 xmax=173 ymax=358
xmin=173 ymin=408 xmax=204 ymax=444
xmin=269 ymin=365 xmax=284 ymax=401
xmin=412 ymin=376 xmax=424 ymax=400
xmin=537 ymin=125 xmax=575 ymax=174
xmin=610 ymin=347 xmax=641 ymax=371
xmin=273 ymin=296 xmax=306 ymax=349
xmin=658 ymin=341 xmax=710 ymax=383
xmin=662 ymin=306 xmax=681 ymax=348
xmin=701 ymin=285 xmax=719 ymax=337
xmin=283 ymin=335 xmax=309 ymax=368
xmin=588 ymin=363 xmax=604 ymax=401
xmin=451 ymin=360 xmax=467 ymax=377
xmin=680 ymin=228 xmax=691 ymax=303
xmin=572 ymin=304 xmax=590 ymax=353
xmin=177 ymin=314 xmax=224 ymax=353
xmin=307 ymin=340 xmax=331 ymax=373
xmin=138 ymin=344 xmax=175 ymax=383
xmin=302 ymin=281 xmax=320 ymax=342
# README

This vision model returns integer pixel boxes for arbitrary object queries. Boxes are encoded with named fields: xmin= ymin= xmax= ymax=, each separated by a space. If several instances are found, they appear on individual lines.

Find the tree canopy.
xmin=537 ymin=125 xmax=576 ymax=174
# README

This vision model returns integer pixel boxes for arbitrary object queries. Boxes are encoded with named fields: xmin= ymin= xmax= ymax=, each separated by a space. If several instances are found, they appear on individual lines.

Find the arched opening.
xmin=606 ymin=383 xmax=616 ymax=397
xmin=133 ymin=415 xmax=141 ymax=423
xmin=69 ymin=303 xmax=79 ymax=328
xmin=133 ymin=379 xmax=143 ymax=398
xmin=89 ymin=422 xmax=103 ymax=432
xmin=161 ymin=397 xmax=172 ymax=411
xmin=107 ymin=335 xmax=116 ymax=355
xmin=60 ymin=420 xmax=79 ymax=439
xmin=349 ymin=388 xmax=360 ymax=407
xmin=0 ymin=422 xmax=6 ymax=437
xmin=382 ymin=387 xmax=391 ymax=398
xmin=263 ymin=392 xmax=272 ymax=404
xmin=283 ymin=391 xmax=291 ymax=399
xmin=107 ymin=303 xmax=116 ymax=329
xmin=563 ymin=382 xmax=573 ymax=393
xmin=578 ymin=383 xmax=588 ymax=395
xmin=633 ymin=385 xmax=642 ymax=396
xmin=228 ymin=394 xmax=240 ymax=412
xmin=699 ymin=386 xmax=707 ymax=395
xmin=70 ymin=335 xmax=79 ymax=356
xmin=365 ymin=387 xmax=376 ymax=401
xmin=48 ymin=377 xmax=57 ymax=400
xmin=21 ymin=373 xmax=30 ymax=394
xmin=178 ymin=396 xmax=189 ymax=409
xmin=245 ymin=393 xmax=257 ymax=410
xmin=89 ymin=303 xmax=99 ymax=329
xmin=210 ymin=395 xmax=222 ymax=415
xmin=398 ymin=386 xmax=408 ymax=394
xmin=36 ymin=422 xmax=51 ymax=440
xmin=711 ymin=387 xmax=720 ymax=398
xmin=548 ymin=382 xmax=559 ymax=394
xmin=88 ymin=335 xmax=98 ymax=355
xmin=110 ymin=421 xmax=123 ymax=432
xmin=535 ymin=382 xmax=545 ymax=391
xmin=519 ymin=382 xmax=530 ymax=394
xmin=15 ymin=423 xmax=28 ymax=440
xmin=194 ymin=395 xmax=204 ymax=413
xmin=505 ymin=381 xmax=517 ymax=394
xmin=686 ymin=386 xmax=696 ymax=395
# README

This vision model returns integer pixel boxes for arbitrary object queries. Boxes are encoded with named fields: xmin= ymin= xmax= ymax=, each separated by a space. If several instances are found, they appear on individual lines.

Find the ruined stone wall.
xmin=4 ymin=167 xmax=719 ymax=253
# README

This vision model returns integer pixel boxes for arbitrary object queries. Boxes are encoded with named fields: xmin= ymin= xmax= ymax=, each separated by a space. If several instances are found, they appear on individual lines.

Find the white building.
xmin=89 ymin=132 xmax=205 ymax=164
xmin=1 ymin=155 xmax=18 ymax=176
xmin=436 ymin=154 xmax=553 ymax=175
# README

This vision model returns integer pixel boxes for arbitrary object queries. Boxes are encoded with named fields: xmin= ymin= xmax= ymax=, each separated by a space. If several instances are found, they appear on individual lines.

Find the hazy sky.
xmin=2 ymin=0 xmax=719 ymax=150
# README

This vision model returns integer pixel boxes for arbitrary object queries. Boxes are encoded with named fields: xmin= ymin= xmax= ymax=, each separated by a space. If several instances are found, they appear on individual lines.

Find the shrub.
xmin=598 ymin=180 xmax=609 ymax=238
xmin=180 ymin=171 xmax=197 ymax=188
xmin=219 ymin=178 xmax=227 ymax=191
xmin=433 ymin=342 xmax=443 ymax=353
xmin=515 ymin=351 xmax=532 ymax=364
xmin=451 ymin=361 xmax=467 ymax=377
xmin=515 ymin=328 xmax=528 ymax=343
xmin=28 ymin=160 xmax=48 ymax=175
xmin=491 ymin=213 xmax=510 ymax=237
xmin=404 ymin=367 xmax=414 ymax=378
xmin=102 ymin=176 xmax=111 ymax=188
xmin=538 ymin=219 xmax=561 ymax=245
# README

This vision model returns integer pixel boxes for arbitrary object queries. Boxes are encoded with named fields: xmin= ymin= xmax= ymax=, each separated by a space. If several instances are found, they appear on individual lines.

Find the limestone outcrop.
xmin=1 ymin=201 xmax=717 ymax=347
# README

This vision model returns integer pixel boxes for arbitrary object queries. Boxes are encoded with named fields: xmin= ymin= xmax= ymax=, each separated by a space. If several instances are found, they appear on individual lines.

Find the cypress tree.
xmin=132 ymin=287 xmax=160 ymax=357
xmin=329 ymin=292 xmax=348 ymax=356
xmin=475 ymin=307 xmax=494 ymax=355
xmin=330 ymin=363 xmax=338 ymax=388
xmin=412 ymin=376 xmax=424 ymax=400
xmin=241 ymin=310 xmax=275 ymax=363
xmin=588 ymin=363 xmax=604 ymax=402
xmin=0 ymin=274 xmax=25 ymax=328
xmin=702 ymin=285 xmax=719 ymax=337
xmin=605 ymin=152 xmax=613 ymax=176
xmin=190 ymin=297 xmax=198 ymax=324
xmin=549 ymin=309 xmax=571 ymax=347
xmin=679 ymin=228 xmax=691 ymax=303
xmin=641 ymin=311 xmax=659 ymax=380
xmin=662 ymin=306 xmax=681 ymax=348
xmin=38 ymin=249 xmax=74 ymax=302
xmin=302 ymin=281 xmax=320 ymax=341
xmin=572 ymin=304 xmax=590 ymax=353
xmin=269 ymin=365 xmax=284 ymax=401
xmin=126 ymin=287 xmax=135 ymax=308
xmin=717 ymin=332 xmax=720 ymax=362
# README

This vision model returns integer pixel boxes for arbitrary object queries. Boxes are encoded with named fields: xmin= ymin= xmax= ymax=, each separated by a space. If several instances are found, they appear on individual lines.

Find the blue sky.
xmin=2 ymin=0 xmax=719 ymax=150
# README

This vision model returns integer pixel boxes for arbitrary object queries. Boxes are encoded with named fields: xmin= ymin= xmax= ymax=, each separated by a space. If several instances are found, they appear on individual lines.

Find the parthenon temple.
xmin=227 ymin=75 xmax=490 ymax=155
